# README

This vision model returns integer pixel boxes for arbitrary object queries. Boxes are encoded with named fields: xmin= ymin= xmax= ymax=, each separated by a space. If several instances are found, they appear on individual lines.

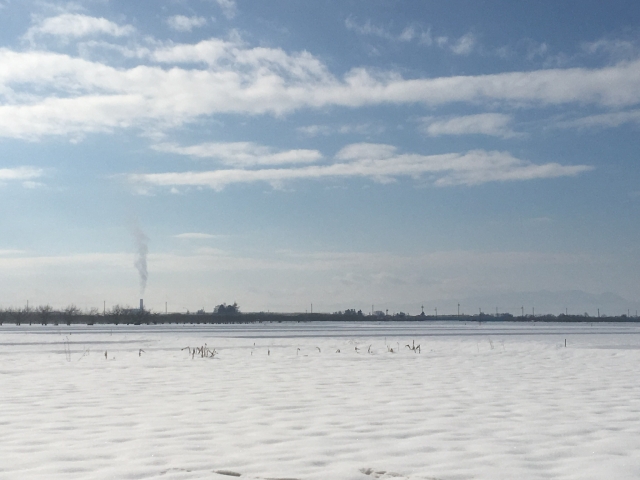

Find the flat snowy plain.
xmin=1 ymin=321 xmax=640 ymax=480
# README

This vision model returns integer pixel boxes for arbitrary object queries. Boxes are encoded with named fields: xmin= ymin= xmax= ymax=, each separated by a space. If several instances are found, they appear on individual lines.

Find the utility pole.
xmin=458 ymin=303 xmax=460 ymax=316
xmin=103 ymin=300 xmax=106 ymax=316
xmin=521 ymin=306 xmax=524 ymax=317
xmin=598 ymin=308 xmax=600 ymax=318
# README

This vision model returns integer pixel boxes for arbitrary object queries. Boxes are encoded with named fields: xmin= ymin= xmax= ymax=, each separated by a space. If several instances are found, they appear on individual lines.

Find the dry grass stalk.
xmin=405 ymin=340 xmax=421 ymax=353
xmin=182 ymin=344 xmax=217 ymax=358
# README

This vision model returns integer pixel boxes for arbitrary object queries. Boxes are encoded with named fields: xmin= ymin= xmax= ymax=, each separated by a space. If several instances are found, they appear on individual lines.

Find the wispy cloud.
xmin=153 ymin=142 xmax=322 ymax=167
xmin=0 ymin=166 xmax=43 ymax=180
xmin=344 ymin=18 xmax=476 ymax=55
xmin=128 ymin=143 xmax=592 ymax=191
xmin=1 ymin=247 xmax=633 ymax=312
xmin=0 ymin=249 xmax=26 ymax=256
xmin=213 ymin=0 xmax=236 ymax=19
xmin=166 ymin=15 xmax=208 ymax=32
xmin=0 ymin=167 xmax=44 ymax=188
xmin=450 ymin=33 xmax=477 ymax=55
xmin=345 ymin=18 xmax=436 ymax=46
xmin=297 ymin=123 xmax=385 ymax=137
xmin=344 ymin=17 xmax=396 ymax=41
xmin=557 ymin=109 xmax=640 ymax=129
xmin=297 ymin=125 xmax=332 ymax=137
xmin=526 ymin=41 xmax=549 ymax=61
xmin=421 ymin=113 xmax=519 ymax=138
xmin=582 ymin=38 xmax=640 ymax=62
xmin=21 ymin=180 xmax=45 ymax=189
xmin=24 ymin=13 xmax=135 ymax=42
xmin=174 ymin=233 xmax=221 ymax=239
xmin=2 ymin=29 xmax=640 ymax=140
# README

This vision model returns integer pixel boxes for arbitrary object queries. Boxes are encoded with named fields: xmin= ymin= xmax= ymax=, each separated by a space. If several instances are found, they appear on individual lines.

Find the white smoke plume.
xmin=132 ymin=223 xmax=149 ymax=295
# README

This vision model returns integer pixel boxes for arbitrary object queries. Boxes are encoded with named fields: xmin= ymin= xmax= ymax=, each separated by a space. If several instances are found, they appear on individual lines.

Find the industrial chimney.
xmin=140 ymin=299 xmax=144 ymax=312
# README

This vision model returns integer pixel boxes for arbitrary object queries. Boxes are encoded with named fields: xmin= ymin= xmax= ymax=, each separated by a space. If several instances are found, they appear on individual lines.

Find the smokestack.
xmin=140 ymin=299 xmax=144 ymax=311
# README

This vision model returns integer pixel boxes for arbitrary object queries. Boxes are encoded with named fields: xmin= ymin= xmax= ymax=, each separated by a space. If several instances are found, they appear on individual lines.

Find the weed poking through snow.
xmin=405 ymin=340 xmax=421 ymax=353
xmin=182 ymin=345 xmax=217 ymax=359
xmin=63 ymin=336 xmax=71 ymax=362
xmin=77 ymin=347 xmax=90 ymax=361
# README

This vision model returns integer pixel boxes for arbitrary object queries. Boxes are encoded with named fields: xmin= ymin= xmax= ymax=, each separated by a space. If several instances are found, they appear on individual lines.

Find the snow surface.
xmin=1 ymin=321 xmax=640 ymax=480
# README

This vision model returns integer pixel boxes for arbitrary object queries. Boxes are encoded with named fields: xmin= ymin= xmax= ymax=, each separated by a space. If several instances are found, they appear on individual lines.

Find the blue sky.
xmin=1 ymin=0 xmax=639 ymax=315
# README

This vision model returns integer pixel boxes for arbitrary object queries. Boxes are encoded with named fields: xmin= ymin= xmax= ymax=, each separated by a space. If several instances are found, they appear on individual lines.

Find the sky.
xmin=0 ymin=0 xmax=639 ymax=315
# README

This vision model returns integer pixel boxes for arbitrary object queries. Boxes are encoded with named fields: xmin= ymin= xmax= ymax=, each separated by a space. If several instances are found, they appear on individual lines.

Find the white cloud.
xmin=345 ymin=17 xmax=395 ymax=40
xmin=2 ymin=36 xmax=640 ymax=140
xmin=25 ymin=14 xmax=135 ymax=41
xmin=297 ymin=125 xmax=332 ymax=137
xmin=149 ymin=37 xmax=234 ymax=64
xmin=335 ymin=143 xmax=397 ymax=161
xmin=153 ymin=142 xmax=322 ymax=167
xmin=558 ymin=109 xmax=640 ymax=129
xmin=421 ymin=113 xmax=519 ymax=138
xmin=213 ymin=0 xmax=236 ymax=19
xmin=128 ymin=144 xmax=592 ymax=191
xmin=174 ymin=233 xmax=220 ymax=239
xmin=339 ymin=123 xmax=386 ymax=135
xmin=0 ymin=249 xmax=26 ymax=256
xmin=526 ymin=41 xmax=549 ymax=61
xmin=297 ymin=123 xmax=385 ymax=137
xmin=450 ymin=33 xmax=476 ymax=55
xmin=149 ymin=38 xmax=332 ymax=82
xmin=582 ymin=38 xmax=640 ymax=62
xmin=21 ymin=180 xmax=45 ymax=189
xmin=399 ymin=26 xmax=416 ymax=42
xmin=0 ymin=166 xmax=44 ymax=181
xmin=345 ymin=18 xmax=433 ymax=45
xmin=166 ymin=15 xmax=207 ymax=32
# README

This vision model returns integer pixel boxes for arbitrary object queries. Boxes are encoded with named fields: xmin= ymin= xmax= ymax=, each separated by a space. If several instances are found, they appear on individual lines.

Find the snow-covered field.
xmin=1 ymin=321 xmax=640 ymax=480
